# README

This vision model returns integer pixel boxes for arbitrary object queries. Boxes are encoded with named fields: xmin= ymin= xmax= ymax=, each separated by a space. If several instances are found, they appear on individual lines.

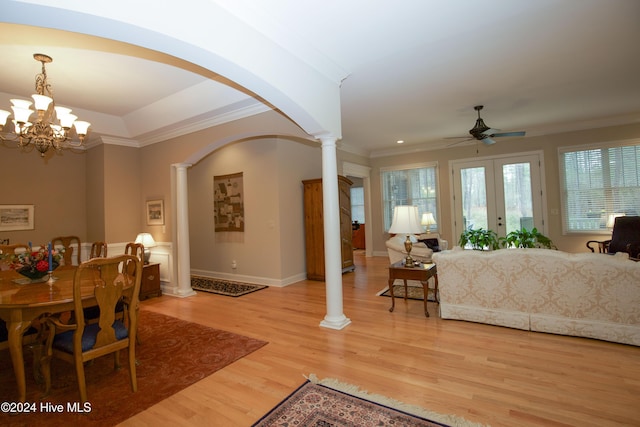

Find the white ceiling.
xmin=1 ymin=0 xmax=639 ymax=157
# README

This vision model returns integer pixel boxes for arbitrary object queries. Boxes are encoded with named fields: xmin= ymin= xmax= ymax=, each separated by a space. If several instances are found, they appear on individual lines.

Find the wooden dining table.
xmin=0 ymin=266 xmax=97 ymax=402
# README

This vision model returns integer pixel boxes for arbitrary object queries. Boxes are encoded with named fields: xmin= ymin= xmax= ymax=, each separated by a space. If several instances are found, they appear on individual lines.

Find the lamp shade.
xmin=388 ymin=206 xmax=423 ymax=234
xmin=135 ymin=232 xmax=156 ymax=247
xmin=0 ymin=109 xmax=10 ymax=126
xmin=31 ymin=94 xmax=53 ymax=111
xmin=421 ymin=212 xmax=436 ymax=227
xmin=73 ymin=120 xmax=91 ymax=136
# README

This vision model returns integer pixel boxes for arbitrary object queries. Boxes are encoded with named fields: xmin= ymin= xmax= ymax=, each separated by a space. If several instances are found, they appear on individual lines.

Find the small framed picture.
xmin=146 ymin=200 xmax=165 ymax=226
xmin=0 ymin=205 xmax=35 ymax=231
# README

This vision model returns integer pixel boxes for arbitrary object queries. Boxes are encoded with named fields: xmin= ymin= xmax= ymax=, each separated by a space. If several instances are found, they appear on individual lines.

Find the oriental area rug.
xmin=191 ymin=275 xmax=268 ymax=297
xmin=253 ymin=374 xmax=486 ymax=427
xmin=0 ymin=310 xmax=267 ymax=427
xmin=378 ymin=284 xmax=437 ymax=302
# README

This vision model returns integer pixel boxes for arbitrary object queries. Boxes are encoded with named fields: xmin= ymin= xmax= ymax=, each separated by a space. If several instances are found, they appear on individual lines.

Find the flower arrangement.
xmin=1 ymin=245 xmax=64 ymax=280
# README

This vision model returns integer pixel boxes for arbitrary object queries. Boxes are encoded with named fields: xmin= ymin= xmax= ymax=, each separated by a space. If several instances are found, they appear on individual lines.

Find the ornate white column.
xmin=319 ymin=136 xmax=351 ymax=330
xmin=173 ymin=163 xmax=197 ymax=297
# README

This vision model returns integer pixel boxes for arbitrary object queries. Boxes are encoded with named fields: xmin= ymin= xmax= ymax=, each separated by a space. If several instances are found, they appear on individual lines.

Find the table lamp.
xmin=135 ymin=232 xmax=156 ymax=264
xmin=388 ymin=205 xmax=424 ymax=267
xmin=421 ymin=212 xmax=436 ymax=233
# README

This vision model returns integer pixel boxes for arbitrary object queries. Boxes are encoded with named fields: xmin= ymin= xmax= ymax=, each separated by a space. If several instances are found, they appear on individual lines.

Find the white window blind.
xmin=381 ymin=163 xmax=438 ymax=231
xmin=350 ymin=187 xmax=365 ymax=223
xmin=560 ymin=142 xmax=640 ymax=232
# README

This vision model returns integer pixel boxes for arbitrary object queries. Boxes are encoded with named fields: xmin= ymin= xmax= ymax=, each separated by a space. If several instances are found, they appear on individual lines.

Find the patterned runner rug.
xmin=377 ymin=284 xmax=437 ymax=302
xmin=191 ymin=275 xmax=267 ymax=297
xmin=253 ymin=374 xmax=486 ymax=427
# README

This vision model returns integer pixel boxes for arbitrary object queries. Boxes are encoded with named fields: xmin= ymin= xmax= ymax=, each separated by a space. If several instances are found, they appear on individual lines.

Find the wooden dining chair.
xmin=124 ymin=242 xmax=145 ymax=262
xmin=0 ymin=243 xmax=30 ymax=255
xmin=41 ymin=254 xmax=143 ymax=403
xmin=89 ymin=241 xmax=108 ymax=258
xmin=0 ymin=243 xmax=30 ymax=270
xmin=51 ymin=235 xmax=81 ymax=266
xmin=82 ymin=244 xmax=137 ymax=342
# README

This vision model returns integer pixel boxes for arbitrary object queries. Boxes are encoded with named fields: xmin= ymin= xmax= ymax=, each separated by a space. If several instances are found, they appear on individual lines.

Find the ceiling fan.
xmin=448 ymin=105 xmax=526 ymax=146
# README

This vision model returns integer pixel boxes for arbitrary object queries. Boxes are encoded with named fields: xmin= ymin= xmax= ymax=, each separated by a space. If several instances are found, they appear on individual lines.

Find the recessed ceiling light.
xmin=396 ymin=140 xmax=404 ymax=144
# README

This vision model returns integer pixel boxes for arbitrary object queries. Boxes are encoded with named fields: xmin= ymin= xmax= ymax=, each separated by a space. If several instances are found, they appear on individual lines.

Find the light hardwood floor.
xmin=123 ymin=251 xmax=640 ymax=427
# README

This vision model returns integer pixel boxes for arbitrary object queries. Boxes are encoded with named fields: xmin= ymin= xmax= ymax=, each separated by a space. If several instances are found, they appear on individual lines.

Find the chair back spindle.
xmin=125 ymin=242 xmax=145 ymax=263
xmin=51 ymin=235 xmax=82 ymax=266
xmin=89 ymin=241 xmax=108 ymax=258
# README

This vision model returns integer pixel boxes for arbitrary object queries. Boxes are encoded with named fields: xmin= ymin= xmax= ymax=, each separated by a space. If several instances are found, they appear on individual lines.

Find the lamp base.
xmin=404 ymin=255 xmax=416 ymax=267
xmin=404 ymin=235 xmax=415 ymax=267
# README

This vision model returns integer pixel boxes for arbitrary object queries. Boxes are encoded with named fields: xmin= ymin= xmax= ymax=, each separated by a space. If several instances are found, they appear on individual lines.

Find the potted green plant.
xmin=458 ymin=227 xmax=500 ymax=250
xmin=499 ymin=227 xmax=556 ymax=249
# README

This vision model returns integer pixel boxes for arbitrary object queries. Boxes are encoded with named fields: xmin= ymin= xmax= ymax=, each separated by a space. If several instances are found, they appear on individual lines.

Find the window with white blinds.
xmin=350 ymin=187 xmax=365 ymax=223
xmin=381 ymin=163 xmax=438 ymax=232
xmin=560 ymin=141 xmax=640 ymax=232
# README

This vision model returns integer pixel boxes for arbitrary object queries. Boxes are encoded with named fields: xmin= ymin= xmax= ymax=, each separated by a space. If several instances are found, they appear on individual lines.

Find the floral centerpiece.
xmin=1 ymin=245 xmax=64 ymax=280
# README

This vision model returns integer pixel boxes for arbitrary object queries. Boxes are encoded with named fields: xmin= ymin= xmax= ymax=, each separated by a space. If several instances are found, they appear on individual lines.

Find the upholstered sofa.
xmin=386 ymin=233 xmax=448 ymax=264
xmin=432 ymin=247 xmax=640 ymax=346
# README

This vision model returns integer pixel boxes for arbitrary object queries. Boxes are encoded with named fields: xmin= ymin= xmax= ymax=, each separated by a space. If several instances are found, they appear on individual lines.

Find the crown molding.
xmin=136 ymin=102 xmax=272 ymax=147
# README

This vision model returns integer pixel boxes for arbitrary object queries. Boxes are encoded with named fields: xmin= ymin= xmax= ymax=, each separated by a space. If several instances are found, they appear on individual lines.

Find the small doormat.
xmin=191 ymin=276 xmax=267 ymax=297
xmin=253 ymin=374 xmax=485 ymax=426
xmin=377 ymin=284 xmax=437 ymax=302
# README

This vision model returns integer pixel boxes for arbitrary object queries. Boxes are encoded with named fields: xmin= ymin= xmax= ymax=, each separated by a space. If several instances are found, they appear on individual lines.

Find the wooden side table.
xmin=140 ymin=262 xmax=162 ymax=300
xmin=387 ymin=261 xmax=438 ymax=317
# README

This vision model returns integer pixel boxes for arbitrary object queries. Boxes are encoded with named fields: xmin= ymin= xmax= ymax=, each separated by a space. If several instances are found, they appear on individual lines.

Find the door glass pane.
xmin=460 ymin=167 xmax=488 ymax=230
xmin=502 ymin=162 xmax=533 ymax=233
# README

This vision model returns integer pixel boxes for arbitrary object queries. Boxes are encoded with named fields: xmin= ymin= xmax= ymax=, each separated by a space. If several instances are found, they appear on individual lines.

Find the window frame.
xmin=380 ymin=162 xmax=440 ymax=233
xmin=558 ymin=138 xmax=640 ymax=234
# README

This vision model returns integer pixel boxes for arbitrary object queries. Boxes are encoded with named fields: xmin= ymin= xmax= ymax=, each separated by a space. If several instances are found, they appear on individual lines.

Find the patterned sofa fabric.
xmin=432 ymin=247 xmax=640 ymax=346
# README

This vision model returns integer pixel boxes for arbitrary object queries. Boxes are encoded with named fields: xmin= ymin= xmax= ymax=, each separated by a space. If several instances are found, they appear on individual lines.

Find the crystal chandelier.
xmin=0 ymin=53 xmax=91 ymax=157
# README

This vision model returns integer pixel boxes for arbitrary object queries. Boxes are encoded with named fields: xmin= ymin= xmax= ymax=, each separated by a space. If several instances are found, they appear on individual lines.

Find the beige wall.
xmin=137 ymin=110 xmax=311 ymax=244
xmin=0 ymin=147 xmax=87 ymax=245
xmin=187 ymin=137 xmax=321 ymax=282
xmin=136 ymin=110 xmax=317 ymax=283
xmin=103 ymin=144 xmax=142 ymax=243
xmin=368 ymin=122 xmax=640 ymax=255
xmin=86 ymin=145 xmax=105 ymax=242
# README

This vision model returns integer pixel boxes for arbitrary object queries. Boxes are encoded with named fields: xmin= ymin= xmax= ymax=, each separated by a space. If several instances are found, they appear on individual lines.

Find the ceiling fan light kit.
xmin=0 ymin=53 xmax=91 ymax=157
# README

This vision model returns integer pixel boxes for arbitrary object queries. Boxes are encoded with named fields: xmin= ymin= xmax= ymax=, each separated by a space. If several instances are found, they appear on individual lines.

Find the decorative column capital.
xmin=172 ymin=162 xmax=193 ymax=171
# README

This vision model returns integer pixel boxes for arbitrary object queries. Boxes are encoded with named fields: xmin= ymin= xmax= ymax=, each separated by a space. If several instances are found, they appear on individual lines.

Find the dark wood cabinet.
xmin=140 ymin=262 xmax=161 ymax=300
xmin=352 ymin=223 xmax=365 ymax=249
xmin=302 ymin=176 xmax=355 ymax=281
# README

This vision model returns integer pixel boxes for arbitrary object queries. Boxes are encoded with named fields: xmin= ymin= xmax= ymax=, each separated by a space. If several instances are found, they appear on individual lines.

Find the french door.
xmin=451 ymin=152 xmax=546 ymax=242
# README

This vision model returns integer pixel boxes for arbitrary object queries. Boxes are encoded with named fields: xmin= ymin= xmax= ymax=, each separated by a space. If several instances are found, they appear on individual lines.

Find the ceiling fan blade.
xmin=447 ymin=138 xmax=473 ymax=147
xmin=481 ymin=128 xmax=501 ymax=136
xmin=448 ymin=106 xmax=526 ymax=145
xmin=493 ymin=131 xmax=526 ymax=138
xmin=444 ymin=136 xmax=470 ymax=139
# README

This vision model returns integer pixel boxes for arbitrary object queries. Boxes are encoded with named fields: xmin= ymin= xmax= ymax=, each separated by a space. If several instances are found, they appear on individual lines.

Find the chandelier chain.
xmin=35 ymin=58 xmax=53 ymax=99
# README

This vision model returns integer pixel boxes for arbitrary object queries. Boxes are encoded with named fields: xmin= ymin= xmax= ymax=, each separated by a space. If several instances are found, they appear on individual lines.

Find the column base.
xmin=319 ymin=315 xmax=352 ymax=330
xmin=161 ymin=284 xmax=197 ymax=298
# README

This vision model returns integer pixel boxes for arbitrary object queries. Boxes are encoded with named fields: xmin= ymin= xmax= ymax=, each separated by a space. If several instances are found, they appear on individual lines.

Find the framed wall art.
xmin=146 ymin=199 xmax=165 ymax=225
xmin=214 ymin=172 xmax=244 ymax=232
xmin=0 ymin=205 xmax=35 ymax=232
